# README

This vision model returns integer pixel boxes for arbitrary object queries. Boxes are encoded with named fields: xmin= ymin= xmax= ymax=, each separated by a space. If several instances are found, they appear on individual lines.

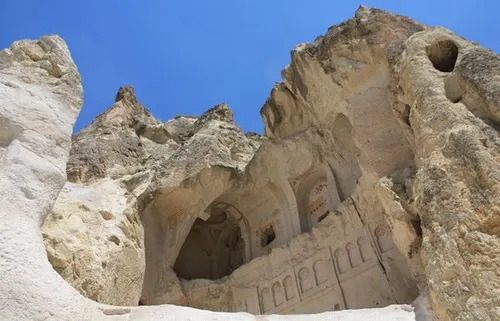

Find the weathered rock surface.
xmin=388 ymin=29 xmax=500 ymax=320
xmin=0 ymin=29 xmax=416 ymax=321
xmin=42 ymin=88 xmax=262 ymax=305
xmin=2 ymin=5 xmax=500 ymax=321
xmin=0 ymin=34 xmax=92 ymax=320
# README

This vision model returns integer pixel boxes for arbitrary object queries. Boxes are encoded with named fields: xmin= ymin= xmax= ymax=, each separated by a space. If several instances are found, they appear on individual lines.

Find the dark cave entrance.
xmin=173 ymin=207 xmax=245 ymax=280
xmin=426 ymin=39 xmax=458 ymax=72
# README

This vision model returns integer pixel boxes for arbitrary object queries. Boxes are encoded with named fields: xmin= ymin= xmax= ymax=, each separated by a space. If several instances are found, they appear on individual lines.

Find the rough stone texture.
xmin=388 ymin=29 xmax=500 ymax=320
xmin=43 ymin=92 xmax=262 ymax=306
xmin=41 ymin=4 xmax=423 ymax=315
xmin=3 ymin=5 xmax=500 ymax=321
xmin=0 ymin=35 xmax=94 ymax=320
xmin=0 ymin=29 xmax=416 ymax=321
xmin=42 ymin=179 xmax=146 ymax=306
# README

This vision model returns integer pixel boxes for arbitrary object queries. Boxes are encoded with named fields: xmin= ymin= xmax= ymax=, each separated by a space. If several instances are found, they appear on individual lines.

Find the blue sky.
xmin=0 ymin=1 xmax=497 ymax=134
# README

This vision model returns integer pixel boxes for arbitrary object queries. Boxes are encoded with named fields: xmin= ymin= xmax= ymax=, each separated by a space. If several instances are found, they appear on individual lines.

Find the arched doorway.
xmin=173 ymin=206 xmax=245 ymax=280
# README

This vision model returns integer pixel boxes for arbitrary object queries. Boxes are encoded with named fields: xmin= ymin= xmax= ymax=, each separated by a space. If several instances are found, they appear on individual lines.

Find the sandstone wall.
xmin=1 ymin=5 xmax=498 ymax=321
xmin=41 ymin=6 xmax=424 ymax=313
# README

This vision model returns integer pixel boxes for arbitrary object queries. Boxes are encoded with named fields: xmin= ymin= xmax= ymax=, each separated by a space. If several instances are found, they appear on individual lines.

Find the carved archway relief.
xmin=203 ymin=201 xmax=253 ymax=262
xmin=260 ymin=287 xmax=273 ymax=312
xmin=208 ymin=182 xmax=295 ymax=259
xmin=291 ymin=164 xmax=340 ymax=233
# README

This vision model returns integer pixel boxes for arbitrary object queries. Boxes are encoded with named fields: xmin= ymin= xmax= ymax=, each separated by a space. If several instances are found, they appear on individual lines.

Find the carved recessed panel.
xmin=298 ymin=267 xmax=314 ymax=293
xmin=283 ymin=275 xmax=296 ymax=301
xmin=331 ymin=235 xmax=380 ymax=283
xmin=357 ymin=236 xmax=374 ymax=262
xmin=293 ymin=248 xmax=337 ymax=301
xmin=260 ymin=287 xmax=273 ymax=313
xmin=272 ymin=282 xmax=285 ymax=307
xmin=257 ymin=269 xmax=300 ymax=314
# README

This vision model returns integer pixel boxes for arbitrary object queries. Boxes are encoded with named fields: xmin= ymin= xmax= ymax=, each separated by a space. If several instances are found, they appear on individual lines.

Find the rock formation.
xmin=1 ymin=5 xmax=500 ymax=321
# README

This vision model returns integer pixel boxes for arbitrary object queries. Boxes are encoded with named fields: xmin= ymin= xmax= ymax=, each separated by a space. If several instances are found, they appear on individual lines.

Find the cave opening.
xmin=260 ymin=224 xmax=276 ymax=247
xmin=173 ymin=207 xmax=245 ymax=280
xmin=426 ymin=39 xmax=458 ymax=72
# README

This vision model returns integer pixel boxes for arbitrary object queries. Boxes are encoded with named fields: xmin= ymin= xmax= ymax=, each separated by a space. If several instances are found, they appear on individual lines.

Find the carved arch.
xmin=260 ymin=287 xmax=273 ymax=312
xmin=291 ymin=165 xmax=340 ymax=233
xmin=334 ymin=248 xmax=350 ymax=274
xmin=283 ymin=275 xmax=295 ymax=300
xmin=272 ymin=282 xmax=285 ymax=307
xmin=346 ymin=241 xmax=362 ymax=267
xmin=298 ymin=267 xmax=314 ymax=293
xmin=313 ymin=259 xmax=328 ymax=285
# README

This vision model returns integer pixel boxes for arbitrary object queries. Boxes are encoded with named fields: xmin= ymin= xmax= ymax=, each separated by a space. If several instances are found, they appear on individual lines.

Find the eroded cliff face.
xmin=3 ymin=5 xmax=497 ymax=321
xmin=42 ymin=87 xmax=262 ymax=305
xmin=0 ymin=35 xmax=92 ymax=320
xmin=0 ymin=33 xmax=415 ymax=321
xmin=42 ymin=7 xmax=422 ymax=312
xmin=388 ymin=30 xmax=500 ymax=320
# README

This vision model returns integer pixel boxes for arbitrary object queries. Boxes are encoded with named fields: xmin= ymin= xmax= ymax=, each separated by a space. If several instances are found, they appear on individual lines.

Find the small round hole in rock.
xmin=107 ymin=235 xmax=120 ymax=246
xmin=426 ymin=39 xmax=458 ymax=72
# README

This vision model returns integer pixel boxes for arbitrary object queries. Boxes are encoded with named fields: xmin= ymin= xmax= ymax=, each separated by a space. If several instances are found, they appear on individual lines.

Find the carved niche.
xmin=313 ymin=259 xmax=328 ymax=285
xmin=346 ymin=242 xmax=363 ymax=268
xmin=375 ymin=224 xmax=394 ymax=253
xmin=283 ymin=275 xmax=296 ymax=300
xmin=334 ymin=248 xmax=351 ymax=274
xmin=292 ymin=167 xmax=339 ymax=233
xmin=298 ymin=267 xmax=314 ymax=293
xmin=272 ymin=282 xmax=285 ymax=307
xmin=357 ymin=236 xmax=374 ymax=262
xmin=260 ymin=287 xmax=273 ymax=312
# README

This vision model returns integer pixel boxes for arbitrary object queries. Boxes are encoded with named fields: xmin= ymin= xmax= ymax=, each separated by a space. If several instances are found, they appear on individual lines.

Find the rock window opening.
xmin=261 ymin=224 xmax=276 ymax=247
xmin=402 ymin=104 xmax=411 ymax=126
xmin=173 ymin=208 xmax=244 ymax=280
xmin=317 ymin=211 xmax=329 ymax=223
xmin=426 ymin=39 xmax=458 ymax=72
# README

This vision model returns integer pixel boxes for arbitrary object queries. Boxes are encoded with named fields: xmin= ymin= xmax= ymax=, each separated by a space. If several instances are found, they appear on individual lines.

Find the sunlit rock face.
xmin=1 ymin=5 xmax=499 ymax=321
